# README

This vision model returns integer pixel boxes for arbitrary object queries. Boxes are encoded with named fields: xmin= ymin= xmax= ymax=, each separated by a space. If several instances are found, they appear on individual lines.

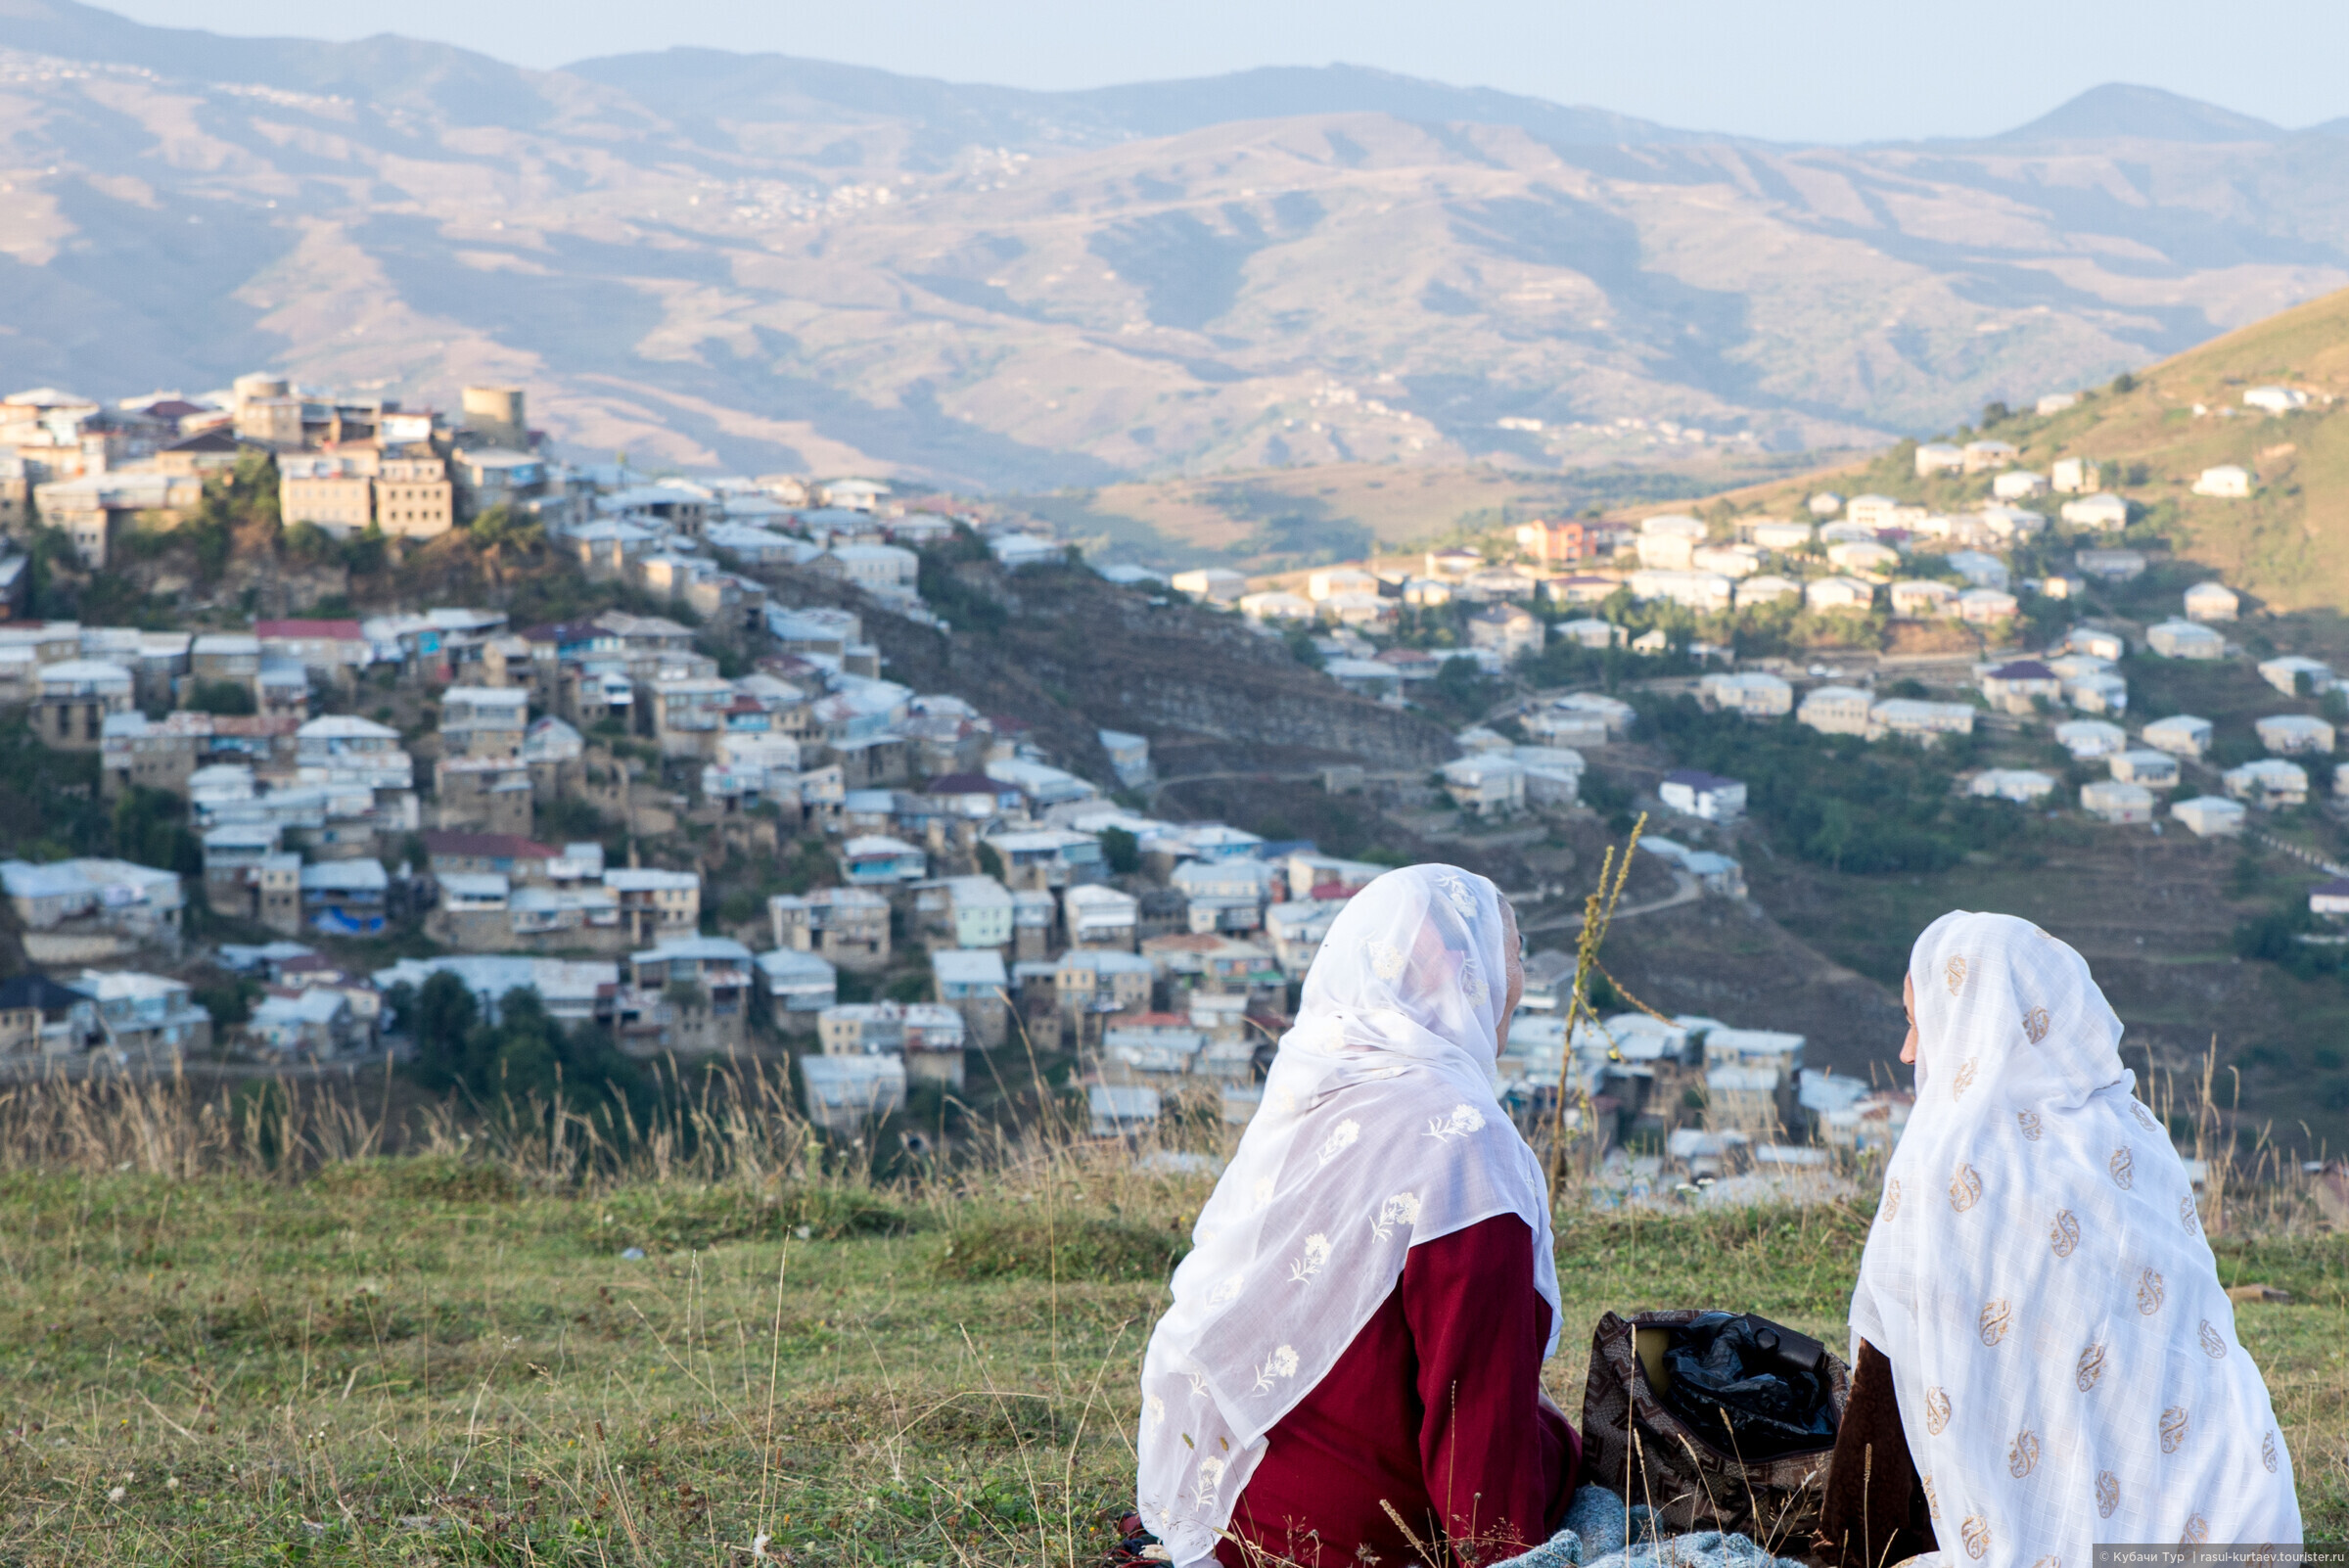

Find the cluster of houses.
xmin=1961 ymin=622 xmax=2349 ymax=835
xmin=1490 ymin=960 xmax=1911 ymax=1177
xmin=790 ymin=829 xmax=1402 ymax=1132
xmin=1141 ymin=398 xmax=2309 ymax=736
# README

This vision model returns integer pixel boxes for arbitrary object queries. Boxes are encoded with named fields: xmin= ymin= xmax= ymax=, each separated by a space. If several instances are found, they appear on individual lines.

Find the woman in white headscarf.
xmin=1827 ymin=911 xmax=2298 ymax=1565
xmin=1135 ymin=864 xmax=1576 ymax=1568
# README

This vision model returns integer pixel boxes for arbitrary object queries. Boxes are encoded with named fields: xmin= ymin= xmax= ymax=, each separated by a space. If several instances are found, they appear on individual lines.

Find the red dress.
xmin=1216 ymin=1213 xmax=1580 ymax=1567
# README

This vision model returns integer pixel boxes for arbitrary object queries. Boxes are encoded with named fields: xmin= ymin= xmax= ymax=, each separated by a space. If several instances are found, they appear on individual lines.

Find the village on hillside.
xmin=1 ymin=368 xmax=2343 ymax=1194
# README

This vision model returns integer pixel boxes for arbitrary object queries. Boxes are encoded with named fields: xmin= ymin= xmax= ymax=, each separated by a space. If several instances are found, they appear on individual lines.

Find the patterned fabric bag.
xmin=1580 ymin=1309 xmax=1848 ymax=1542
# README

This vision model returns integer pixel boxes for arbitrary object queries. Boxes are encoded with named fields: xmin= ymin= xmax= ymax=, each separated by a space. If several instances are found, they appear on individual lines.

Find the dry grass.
xmin=0 ymin=1066 xmax=2334 ymax=1564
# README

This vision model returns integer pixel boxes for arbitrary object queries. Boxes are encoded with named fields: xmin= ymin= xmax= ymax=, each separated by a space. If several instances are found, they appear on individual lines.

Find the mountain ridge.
xmin=3 ymin=1 xmax=2349 ymax=499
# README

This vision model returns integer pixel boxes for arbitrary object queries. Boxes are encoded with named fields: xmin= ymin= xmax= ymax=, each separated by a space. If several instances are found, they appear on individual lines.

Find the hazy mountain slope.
xmin=1986 ymin=82 xmax=2283 ymax=146
xmin=3 ymin=1 xmax=2349 ymax=494
xmin=1712 ymin=282 xmax=2349 ymax=612
xmin=562 ymin=52 xmax=1696 ymax=158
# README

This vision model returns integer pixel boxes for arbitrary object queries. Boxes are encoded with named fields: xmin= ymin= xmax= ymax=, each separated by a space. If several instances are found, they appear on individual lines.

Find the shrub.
xmin=596 ymin=1182 xmax=912 ymax=1252
xmin=313 ymin=1155 xmax=521 ymax=1204
xmin=187 ymin=679 xmax=255 ymax=716
xmin=936 ymin=1213 xmax=1189 ymax=1282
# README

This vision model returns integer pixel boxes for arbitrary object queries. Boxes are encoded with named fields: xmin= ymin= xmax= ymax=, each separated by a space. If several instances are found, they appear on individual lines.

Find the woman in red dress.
xmin=1136 ymin=865 xmax=1579 ymax=1567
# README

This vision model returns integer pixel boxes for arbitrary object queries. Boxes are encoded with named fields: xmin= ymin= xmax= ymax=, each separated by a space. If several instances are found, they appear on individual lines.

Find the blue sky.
xmin=103 ymin=0 xmax=2349 ymax=144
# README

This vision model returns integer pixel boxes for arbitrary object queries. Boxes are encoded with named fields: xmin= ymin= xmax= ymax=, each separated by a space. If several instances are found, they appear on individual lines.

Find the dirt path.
xmin=1521 ymin=870 xmax=1703 ymax=934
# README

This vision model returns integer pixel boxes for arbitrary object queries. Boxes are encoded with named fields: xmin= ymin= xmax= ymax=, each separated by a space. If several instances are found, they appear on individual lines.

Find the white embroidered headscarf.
xmin=1135 ymin=864 xmax=1559 ymax=1567
xmin=1851 ymin=912 xmax=2300 ymax=1562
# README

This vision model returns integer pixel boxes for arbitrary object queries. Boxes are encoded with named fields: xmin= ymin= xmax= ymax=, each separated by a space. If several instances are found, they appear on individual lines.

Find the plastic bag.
xmin=1659 ymin=1312 xmax=1838 ymax=1459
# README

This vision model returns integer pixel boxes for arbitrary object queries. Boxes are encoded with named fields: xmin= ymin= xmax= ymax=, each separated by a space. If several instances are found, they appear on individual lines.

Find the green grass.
xmin=0 ymin=1163 xmax=2338 ymax=1564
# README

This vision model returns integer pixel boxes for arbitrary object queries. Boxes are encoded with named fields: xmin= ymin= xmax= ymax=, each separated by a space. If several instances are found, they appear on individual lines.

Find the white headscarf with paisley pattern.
xmin=1135 ymin=863 xmax=1559 ymax=1567
xmin=1851 ymin=911 xmax=2299 ymax=1563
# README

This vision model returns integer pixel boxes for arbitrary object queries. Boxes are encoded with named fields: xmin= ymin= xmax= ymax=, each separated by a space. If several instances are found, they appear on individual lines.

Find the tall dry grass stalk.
xmin=0 ymin=1013 xmax=2327 ymax=1237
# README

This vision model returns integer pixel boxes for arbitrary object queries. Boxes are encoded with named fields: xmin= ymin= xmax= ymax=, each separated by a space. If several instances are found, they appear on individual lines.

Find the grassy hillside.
xmin=0 ymin=1086 xmax=2338 ymax=1564
xmin=1715 ymin=283 xmax=2349 ymax=612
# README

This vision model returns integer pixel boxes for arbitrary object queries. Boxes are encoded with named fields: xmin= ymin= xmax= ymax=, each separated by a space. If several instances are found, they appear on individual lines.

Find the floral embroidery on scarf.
xmin=2109 ymin=1146 xmax=2135 ymax=1189
xmin=2051 ymin=1210 xmax=2080 ymax=1257
xmin=1459 ymin=959 xmax=1490 ymax=1010
xmin=1146 ymin=1395 xmax=1166 ymax=1428
xmin=2130 ymin=1099 xmax=2159 ymax=1131
xmin=1953 ymin=1058 xmax=1980 ymax=1099
xmin=1425 ymin=1103 xmax=1486 ymax=1141
xmin=1366 ymin=941 xmax=1407 ymax=982
xmin=2137 ymin=1268 xmax=2166 ymax=1315
xmin=1924 ymin=1386 xmax=1952 ymax=1435
xmin=2262 ymin=1431 xmax=2280 ymax=1473
xmin=2075 ymin=1342 xmax=2105 ymax=1391
xmin=2009 ymin=1429 xmax=2041 ymax=1478
xmin=1945 ymin=955 xmax=1968 ymax=994
xmin=1209 ymin=1273 xmax=1246 ymax=1306
xmin=1250 ymin=1344 xmax=1300 ymax=1394
xmin=2096 ymin=1471 xmax=2120 ymax=1518
xmin=1880 ymin=1178 xmax=1902 ymax=1222
xmin=1252 ymin=1177 xmax=1275 ymax=1211
xmin=1922 ymin=1474 xmax=1942 ymax=1521
xmin=2180 ymin=1194 xmax=2200 ymax=1234
xmin=1368 ymin=1190 xmax=1422 ymax=1242
xmin=2160 ymin=1406 xmax=2189 ymax=1454
xmin=1316 ymin=1120 xmax=1361 ymax=1165
xmin=1192 ymin=1455 xmax=1225 ymax=1510
xmin=1287 ymin=1233 xmax=1332 ymax=1284
xmin=2017 ymin=1110 xmax=2043 ymax=1140
xmin=1435 ymin=873 xmax=1478 ymax=919
xmin=2198 ymin=1319 xmax=2227 ymax=1359
xmin=1950 ymin=1162 xmax=1984 ymax=1212
xmin=1979 ymin=1298 xmax=2012 ymax=1345
xmin=2023 ymin=1005 xmax=2050 ymax=1044
xmin=2181 ymin=1515 xmax=2208 ymax=1546
xmin=1961 ymin=1515 xmax=1992 ymax=1559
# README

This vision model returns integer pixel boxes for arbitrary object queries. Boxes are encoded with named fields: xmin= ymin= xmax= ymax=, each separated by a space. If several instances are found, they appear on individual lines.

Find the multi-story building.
xmin=374 ymin=455 xmax=455 ymax=538
xmin=622 ymin=936 xmax=753 ymax=1055
xmin=768 ymin=888 xmax=891 ymax=971
xmin=932 ymin=948 xmax=1010 ymax=1049
xmin=606 ymin=867 xmax=700 ymax=945
xmin=201 ymin=823 xmax=303 ymax=935
xmin=435 ymin=755 xmax=534 ymax=835
xmin=72 ymin=969 xmax=211 ymax=1062
xmin=438 ymin=686 xmax=528 ymax=759
xmin=34 ymin=470 xmax=204 ymax=567
xmin=279 ymin=454 xmax=376 ymax=533
xmin=33 ymin=660 xmax=133 ymax=750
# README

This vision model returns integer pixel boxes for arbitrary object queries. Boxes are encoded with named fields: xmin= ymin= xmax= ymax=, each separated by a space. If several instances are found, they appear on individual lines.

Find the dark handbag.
xmin=1580 ymin=1309 xmax=1849 ymax=1540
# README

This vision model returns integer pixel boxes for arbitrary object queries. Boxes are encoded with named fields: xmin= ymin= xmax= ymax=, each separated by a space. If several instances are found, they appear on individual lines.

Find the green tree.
xmin=112 ymin=786 xmax=200 ymax=877
xmin=1100 ymin=826 xmax=1141 ymax=876
xmin=187 ymin=680 xmax=256 ymax=716
xmin=405 ymin=971 xmax=483 ymax=1094
xmin=397 ymin=975 xmax=652 ymax=1114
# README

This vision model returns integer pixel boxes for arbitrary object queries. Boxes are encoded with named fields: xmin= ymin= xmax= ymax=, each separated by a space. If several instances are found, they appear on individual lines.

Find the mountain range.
xmin=7 ymin=0 xmax=2349 ymax=497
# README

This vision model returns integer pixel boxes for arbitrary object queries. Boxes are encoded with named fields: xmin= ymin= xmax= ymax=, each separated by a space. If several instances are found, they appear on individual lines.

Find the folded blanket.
xmin=1486 ymin=1487 xmax=1809 ymax=1568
